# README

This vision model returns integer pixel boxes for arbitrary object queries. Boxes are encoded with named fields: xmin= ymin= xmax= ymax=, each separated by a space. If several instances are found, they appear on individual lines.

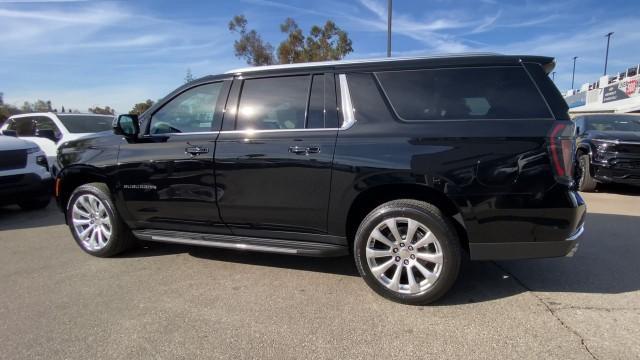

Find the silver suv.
xmin=0 ymin=135 xmax=52 ymax=210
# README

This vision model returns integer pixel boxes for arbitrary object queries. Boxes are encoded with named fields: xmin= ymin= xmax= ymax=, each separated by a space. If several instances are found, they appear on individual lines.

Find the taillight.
xmin=548 ymin=123 xmax=575 ymax=185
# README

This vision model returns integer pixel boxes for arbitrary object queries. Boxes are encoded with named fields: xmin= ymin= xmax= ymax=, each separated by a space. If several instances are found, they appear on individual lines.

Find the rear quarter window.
xmin=376 ymin=66 xmax=552 ymax=121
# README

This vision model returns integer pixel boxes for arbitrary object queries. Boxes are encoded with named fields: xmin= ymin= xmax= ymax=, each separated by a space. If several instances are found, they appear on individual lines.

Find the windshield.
xmin=57 ymin=115 xmax=114 ymax=133
xmin=586 ymin=115 xmax=640 ymax=132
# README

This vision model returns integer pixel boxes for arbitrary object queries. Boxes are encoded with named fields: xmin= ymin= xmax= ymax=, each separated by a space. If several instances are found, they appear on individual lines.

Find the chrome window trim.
xmin=167 ymin=74 xmax=356 ymax=136
xmin=338 ymin=74 xmax=356 ymax=130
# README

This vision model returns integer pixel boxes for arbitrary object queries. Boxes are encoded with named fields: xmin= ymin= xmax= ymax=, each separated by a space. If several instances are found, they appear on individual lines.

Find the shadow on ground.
xmin=592 ymin=183 xmax=640 ymax=195
xmin=3 ymin=201 xmax=638 ymax=305
xmin=0 ymin=201 xmax=64 ymax=230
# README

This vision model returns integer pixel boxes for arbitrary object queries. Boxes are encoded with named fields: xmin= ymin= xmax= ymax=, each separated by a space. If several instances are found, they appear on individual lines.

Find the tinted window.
xmin=236 ymin=76 xmax=308 ymax=130
xmin=586 ymin=115 xmax=640 ymax=132
xmin=376 ymin=67 xmax=552 ymax=120
xmin=150 ymin=82 xmax=223 ymax=134
xmin=57 ymin=115 xmax=113 ymax=133
xmin=7 ymin=117 xmax=35 ymax=136
xmin=307 ymin=75 xmax=324 ymax=129
xmin=34 ymin=117 xmax=61 ymax=138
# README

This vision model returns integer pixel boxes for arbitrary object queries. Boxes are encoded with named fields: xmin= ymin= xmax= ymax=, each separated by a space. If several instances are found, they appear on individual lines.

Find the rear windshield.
xmin=586 ymin=115 xmax=640 ymax=132
xmin=376 ymin=66 xmax=552 ymax=121
xmin=57 ymin=115 xmax=114 ymax=133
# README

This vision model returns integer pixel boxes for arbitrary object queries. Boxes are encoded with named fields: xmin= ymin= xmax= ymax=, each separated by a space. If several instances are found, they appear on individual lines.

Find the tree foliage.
xmin=130 ymin=99 xmax=155 ymax=115
xmin=229 ymin=15 xmax=354 ymax=66
xmin=229 ymin=15 xmax=276 ymax=66
xmin=88 ymin=106 xmax=115 ymax=115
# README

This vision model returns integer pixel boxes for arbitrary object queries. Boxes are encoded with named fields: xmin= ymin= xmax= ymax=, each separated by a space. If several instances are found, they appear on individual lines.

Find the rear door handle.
xmin=289 ymin=145 xmax=321 ymax=155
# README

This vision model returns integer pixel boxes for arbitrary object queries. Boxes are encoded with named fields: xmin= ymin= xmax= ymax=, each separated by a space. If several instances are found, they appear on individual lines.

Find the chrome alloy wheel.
xmin=71 ymin=194 xmax=112 ymax=251
xmin=365 ymin=217 xmax=443 ymax=294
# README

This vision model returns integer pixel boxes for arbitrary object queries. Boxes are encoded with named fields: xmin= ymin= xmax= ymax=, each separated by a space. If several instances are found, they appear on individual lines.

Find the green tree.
xmin=88 ymin=106 xmax=115 ymax=115
xmin=130 ymin=99 xmax=154 ymax=115
xmin=61 ymin=105 xmax=66 ymax=113
xmin=228 ymin=15 xmax=275 ymax=66
xmin=229 ymin=15 xmax=353 ymax=66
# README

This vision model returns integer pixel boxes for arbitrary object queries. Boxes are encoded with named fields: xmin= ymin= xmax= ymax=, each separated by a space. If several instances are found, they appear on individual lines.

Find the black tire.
xmin=577 ymin=154 xmax=597 ymax=192
xmin=353 ymin=199 xmax=461 ymax=305
xmin=66 ymin=182 xmax=134 ymax=257
xmin=18 ymin=197 xmax=50 ymax=211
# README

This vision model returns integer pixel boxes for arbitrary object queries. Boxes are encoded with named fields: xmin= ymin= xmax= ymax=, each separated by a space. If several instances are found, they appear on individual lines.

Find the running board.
xmin=132 ymin=229 xmax=349 ymax=257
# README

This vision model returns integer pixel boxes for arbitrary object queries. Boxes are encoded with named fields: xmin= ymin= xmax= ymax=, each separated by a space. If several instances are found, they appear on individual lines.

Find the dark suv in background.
xmin=574 ymin=114 xmax=640 ymax=191
xmin=55 ymin=54 xmax=585 ymax=304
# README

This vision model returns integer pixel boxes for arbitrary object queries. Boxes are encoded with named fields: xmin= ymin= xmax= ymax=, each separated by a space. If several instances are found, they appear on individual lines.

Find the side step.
xmin=132 ymin=229 xmax=349 ymax=257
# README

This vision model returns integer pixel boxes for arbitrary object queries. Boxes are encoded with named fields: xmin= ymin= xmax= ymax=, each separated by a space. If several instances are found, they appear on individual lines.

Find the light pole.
xmin=571 ymin=56 xmax=578 ymax=90
xmin=552 ymin=71 xmax=556 ymax=82
xmin=387 ymin=0 xmax=392 ymax=57
xmin=604 ymin=32 xmax=614 ymax=75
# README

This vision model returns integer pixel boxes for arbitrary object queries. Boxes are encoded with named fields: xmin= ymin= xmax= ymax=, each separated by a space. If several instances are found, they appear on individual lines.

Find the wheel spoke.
xmin=101 ymin=225 xmax=111 ymax=239
xmin=415 ymin=252 xmax=443 ymax=265
xmin=366 ymin=248 xmax=392 ymax=258
xmin=414 ymin=261 xmax=437 ymax=283
xmin=414 ymin=231 xmax=436 ymax=249
xmin=370 ymin=228 xmax=395 ymax=248
xmin=385 ymin=219 xmax=402 ymax=243
xmin=78 ymin=225 xmax=93 ymax=241
xmin=388 ymin=264 xmax=403 ymax=291
xmin=406 ymin=219 xmax=419 ymax=243
xmin=73 ymin=207 xmax=90 ymax=219
xmin=406 ymin=266 xmax=419 ymax=293
xmin=371 ymin=258 xmax=395 ymax=277
xmin=72 ymin=218 xmax=91 ymax=225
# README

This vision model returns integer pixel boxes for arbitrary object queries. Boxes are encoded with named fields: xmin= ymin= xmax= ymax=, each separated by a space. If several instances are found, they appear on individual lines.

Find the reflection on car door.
xmin=215 ymin=74 xmax=340 ymax=242
xmin=117 ymin=81 xmax=231 ymax=234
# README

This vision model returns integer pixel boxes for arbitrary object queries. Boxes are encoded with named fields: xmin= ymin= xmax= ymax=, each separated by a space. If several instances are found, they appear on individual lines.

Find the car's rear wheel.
xmin=354 ymin=199 xmax=461 ymax=305
xmin=67 ymin=183 xmax=134 ymax=257
xmin=576 ymin=154 xmax=597 ymax=192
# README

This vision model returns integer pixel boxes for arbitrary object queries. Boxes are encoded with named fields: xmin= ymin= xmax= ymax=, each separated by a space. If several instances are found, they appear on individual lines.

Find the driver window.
xmin=150 ymin=82 xmax=223 ymax=134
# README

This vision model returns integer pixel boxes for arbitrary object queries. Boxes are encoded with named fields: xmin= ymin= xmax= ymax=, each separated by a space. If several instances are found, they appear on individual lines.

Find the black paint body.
xmin=56 ymin=55 xmax=586 ymax=259
xmin=575 ymin=114 xmax=640 ymax=186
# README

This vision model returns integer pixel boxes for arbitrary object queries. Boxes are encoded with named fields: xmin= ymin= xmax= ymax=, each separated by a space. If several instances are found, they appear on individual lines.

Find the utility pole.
xmin=387 ymin=0 xmax=392 ymax=57
xmin=604 ymin=32 xmax=614 ymax=75
xmin=571 ymin=56 xmax=578 ymax=90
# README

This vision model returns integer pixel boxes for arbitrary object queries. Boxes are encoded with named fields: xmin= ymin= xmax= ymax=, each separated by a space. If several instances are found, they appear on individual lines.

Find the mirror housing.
xmin=113 ymin=114 xmax=139 ymax=138
xmin=1 ymin=129 xmax=17 ymax=137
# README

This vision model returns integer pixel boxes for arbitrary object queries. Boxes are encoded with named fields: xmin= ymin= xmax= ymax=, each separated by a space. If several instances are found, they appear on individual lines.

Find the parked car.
xmin=574 ymin=114 xmax=640 ymax=191
xmin=1 ymin=113 xmax=114 ymax=175
xmin=0 ymin=135 xmax=53 ymax=210
xmin=55 ymin=54 xmax=586 ymax=304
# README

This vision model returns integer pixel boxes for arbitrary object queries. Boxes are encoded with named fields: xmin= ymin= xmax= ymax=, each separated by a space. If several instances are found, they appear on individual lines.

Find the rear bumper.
xmin=467 ymin=190 xmax=586 ymax=260
xmin=469 ymin=224 xmax=583 ymax=260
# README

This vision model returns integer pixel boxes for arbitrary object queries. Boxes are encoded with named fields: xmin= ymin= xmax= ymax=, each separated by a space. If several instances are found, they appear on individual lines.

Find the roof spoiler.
xmin=519 ymin=56 xmax=556 ymax=74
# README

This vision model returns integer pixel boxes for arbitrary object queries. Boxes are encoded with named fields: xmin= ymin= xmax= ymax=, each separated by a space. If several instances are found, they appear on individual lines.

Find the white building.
xmin=565 ymin=64 xmax=640 ymax=114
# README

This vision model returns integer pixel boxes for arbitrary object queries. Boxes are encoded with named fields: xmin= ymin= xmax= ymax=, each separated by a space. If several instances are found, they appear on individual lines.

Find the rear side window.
xmin=236 ymin=76 xmax=308 ymax=130
xmin=376 ymin=67 xmax=552 ymax=120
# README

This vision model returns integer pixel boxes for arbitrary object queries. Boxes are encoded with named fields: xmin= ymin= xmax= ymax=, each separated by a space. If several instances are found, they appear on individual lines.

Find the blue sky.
xmin=1 ymin=0 xmax=638 ymax=113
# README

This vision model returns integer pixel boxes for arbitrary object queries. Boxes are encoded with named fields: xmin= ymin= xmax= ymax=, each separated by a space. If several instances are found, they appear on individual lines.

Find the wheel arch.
xmin=344 ymin=183 xmax=469 ymax=253
xmin=56 ymin=165 xmax=113 ymax=215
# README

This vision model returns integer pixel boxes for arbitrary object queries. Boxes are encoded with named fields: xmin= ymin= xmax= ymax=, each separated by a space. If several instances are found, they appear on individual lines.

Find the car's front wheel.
xmin=66 ymin=183 xmax=134 ymax=257
xmin=354 ymin=199 xmax=461 ymax=305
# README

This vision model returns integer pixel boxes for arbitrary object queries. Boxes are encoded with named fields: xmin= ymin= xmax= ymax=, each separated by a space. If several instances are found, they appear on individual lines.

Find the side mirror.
xmin=113 ymin=114 xmax=139 ymax=138
xmin=36 ymin=129 xmax=57 ymax=143
xmin=1 ymin=129 xmax=17 ymax=137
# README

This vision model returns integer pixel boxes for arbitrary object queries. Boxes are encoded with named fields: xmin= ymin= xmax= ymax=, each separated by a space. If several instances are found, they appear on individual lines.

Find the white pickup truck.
xmin=1 ymin=113 xmax=114 ymax=175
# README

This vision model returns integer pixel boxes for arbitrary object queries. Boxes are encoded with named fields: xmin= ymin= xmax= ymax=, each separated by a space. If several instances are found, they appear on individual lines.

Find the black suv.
xmin=574 ymin=114 xmax=640 ymax=191
xmin=55 ymin=54 xmax=586 ymax=304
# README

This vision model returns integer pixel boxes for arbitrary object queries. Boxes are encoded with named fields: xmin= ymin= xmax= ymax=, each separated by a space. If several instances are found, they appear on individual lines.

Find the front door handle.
xmin=185 ymin=146 xmax=209 ymax=156
xmin=289 ymin=145 xmax=321 ymax=155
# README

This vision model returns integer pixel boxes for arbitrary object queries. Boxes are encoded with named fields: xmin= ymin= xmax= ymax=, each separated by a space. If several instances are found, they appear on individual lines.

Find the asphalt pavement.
xmin=0 ymin=185 xmax=638 ymax=359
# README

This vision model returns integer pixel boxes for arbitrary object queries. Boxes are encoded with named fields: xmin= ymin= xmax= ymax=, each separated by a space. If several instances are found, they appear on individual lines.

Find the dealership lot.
xmin=0 ymin=188 xmax=638 ymax=359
